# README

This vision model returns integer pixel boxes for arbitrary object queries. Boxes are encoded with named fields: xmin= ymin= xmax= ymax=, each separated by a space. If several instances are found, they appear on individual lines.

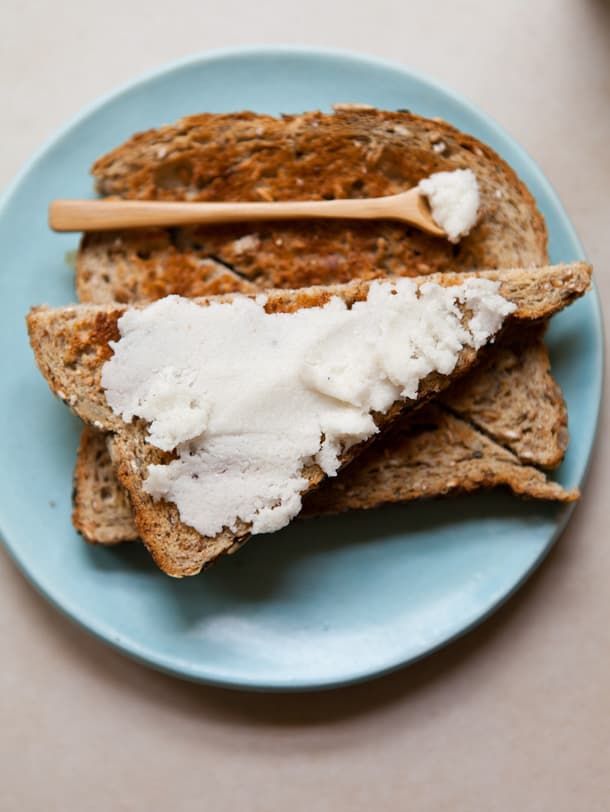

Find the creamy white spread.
xmin=418 ymin=169 xmax=480 ymax=243
xmin=101 ymin=278 xmax=514 ymax=537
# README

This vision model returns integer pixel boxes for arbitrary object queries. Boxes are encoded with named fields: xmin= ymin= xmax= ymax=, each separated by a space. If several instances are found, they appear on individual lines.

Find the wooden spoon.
xmin=48 ymin=188 xmax=445 ymax=237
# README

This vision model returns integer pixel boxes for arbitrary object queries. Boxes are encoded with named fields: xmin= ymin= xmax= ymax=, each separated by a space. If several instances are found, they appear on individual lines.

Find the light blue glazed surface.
xmin=0 ymin=47 xmax=602 ymax=690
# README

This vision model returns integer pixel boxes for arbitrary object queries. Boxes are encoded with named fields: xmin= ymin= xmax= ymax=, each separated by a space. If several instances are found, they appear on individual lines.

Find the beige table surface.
xmin=2 ymin=1 xmax=609 ymax=809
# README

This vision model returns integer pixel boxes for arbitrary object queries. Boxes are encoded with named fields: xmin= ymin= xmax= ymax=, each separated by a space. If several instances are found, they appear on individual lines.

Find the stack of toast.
xmin=28 ymin=107 xmax=591 ymax=576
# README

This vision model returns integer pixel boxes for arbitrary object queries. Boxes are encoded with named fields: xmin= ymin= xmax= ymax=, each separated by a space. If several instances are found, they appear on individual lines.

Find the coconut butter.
xmin=101 ymin=278 xmax=514 ymax=537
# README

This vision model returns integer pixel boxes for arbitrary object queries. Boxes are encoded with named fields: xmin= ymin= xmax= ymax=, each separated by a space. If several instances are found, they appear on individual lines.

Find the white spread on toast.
xmin=418 ymin=169 xmax=480 ymax=242
xmin=101 ymin=279 xmax=514 ymax=537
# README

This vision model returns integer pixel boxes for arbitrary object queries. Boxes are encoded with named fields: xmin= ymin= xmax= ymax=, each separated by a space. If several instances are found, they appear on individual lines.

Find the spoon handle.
xmin=49 ymin=188 xmax=443 ymax=236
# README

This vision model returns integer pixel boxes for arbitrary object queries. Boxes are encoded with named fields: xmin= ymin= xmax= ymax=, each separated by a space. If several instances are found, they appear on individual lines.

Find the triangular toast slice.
xmin=28 ymin=264 xmax=591 ymax=576
xmin=72 ymin=331 xmax=576 ymax=546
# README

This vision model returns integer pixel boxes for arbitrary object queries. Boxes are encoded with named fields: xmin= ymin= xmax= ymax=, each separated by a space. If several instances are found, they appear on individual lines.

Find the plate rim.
xmin=0 ymin=44 xmax=604 ymax=691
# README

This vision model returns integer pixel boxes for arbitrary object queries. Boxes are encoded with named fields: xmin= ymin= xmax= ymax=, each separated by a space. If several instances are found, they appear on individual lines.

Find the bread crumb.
xmin=232 ymin=234 xmax=260 ymax=254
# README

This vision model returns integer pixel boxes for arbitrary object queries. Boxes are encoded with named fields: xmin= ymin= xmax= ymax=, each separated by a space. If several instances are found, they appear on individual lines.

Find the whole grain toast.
xmin=74 ymin=426 xmax=139 ymax=543
xmin=73 ymin=350 xmax=577 ymax=547
xmin=28 ymin=264 xmax=591 ymax=575
xmin=76 ymin=107 xmax=564 ymax=469
xmin=73 ymin=318 xmax=571 ymax=545
xmin=439 ymin=333 xmax=568 ymax=464
xmin=80 ymin=107 xmax=547 ymax=302
xmin=304 ymin=404 xmax=577 ymax=516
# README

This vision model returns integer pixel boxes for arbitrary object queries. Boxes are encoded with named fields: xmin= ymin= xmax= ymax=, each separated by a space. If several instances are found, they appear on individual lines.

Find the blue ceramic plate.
xmin=0 ymin=47 xmax=602 ymax=690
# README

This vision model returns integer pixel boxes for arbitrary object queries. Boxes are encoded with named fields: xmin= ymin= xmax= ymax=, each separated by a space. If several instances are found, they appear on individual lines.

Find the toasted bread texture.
xmin=72 ymin=336 xmax=578 ymax=547
xmin=73 ymin=426 xmax=138 ymax=543
xmin=79 ymin=108 xmax=547 ymax=303
xmin=304 ymin=404 xmax=577 ymax=516
xmin=29 ymin=264 xmax=591 ymax=574
xmin=439 ymin=333 xmax=568 ymax=468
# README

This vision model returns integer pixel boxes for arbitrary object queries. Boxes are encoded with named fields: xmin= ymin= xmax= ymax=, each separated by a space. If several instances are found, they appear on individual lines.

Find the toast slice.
xmin=72 ymin=347 xmax=578 ymax=547
xmin=79 ymin=107 xmax=547 ymax=304
xmin=304 ymin=404 xmax=578 ymax=516
xmin=29 ymin=264 xmax=591 ymax=575
xmin=72 ymin=320 xmax=571 ymax=545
